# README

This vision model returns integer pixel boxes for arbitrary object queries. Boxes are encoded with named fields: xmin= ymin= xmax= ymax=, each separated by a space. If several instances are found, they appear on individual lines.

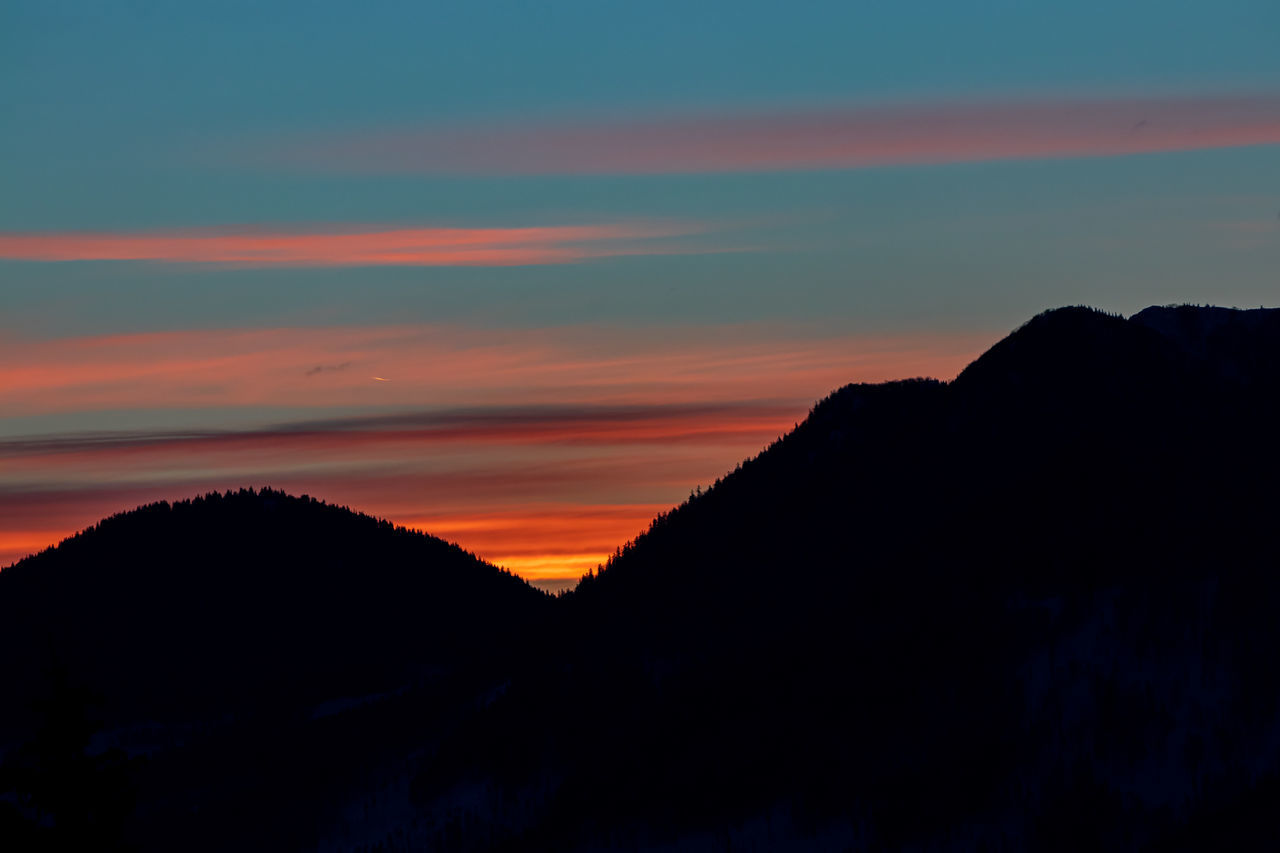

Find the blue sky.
xmin=2 ymin=0 xmax=1278 ymax=579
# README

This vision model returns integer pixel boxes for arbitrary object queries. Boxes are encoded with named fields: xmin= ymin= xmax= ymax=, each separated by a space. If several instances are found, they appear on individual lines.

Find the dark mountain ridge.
xmin=0 ymin=490 xmax=550 ymax=850
xmin=533 ymin=304 xmax=1280 ymax=849
xmin=1 ymin=489 xmax=546 ymax=730
xmin=580 ymin=305 xmax=1278 ymax=611
xmin=3 ymin=304 xmax=1279 ymax=851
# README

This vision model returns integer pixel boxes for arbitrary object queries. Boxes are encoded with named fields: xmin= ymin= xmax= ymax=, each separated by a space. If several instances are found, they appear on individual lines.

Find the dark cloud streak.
xmin=0 ymin=400 xmax=803 ymax=459
xmin=304 ymin=361 xmax=354 ymax=377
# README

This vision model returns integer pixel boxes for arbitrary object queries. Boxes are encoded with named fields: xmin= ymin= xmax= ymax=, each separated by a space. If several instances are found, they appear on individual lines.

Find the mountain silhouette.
xmin=3 ymin=305 xmax=1279 ymax=851
xmin=541 ymin=305 xmax=1280 ymax=849
xmin=0 ymin=489 xmax=548 ymax=850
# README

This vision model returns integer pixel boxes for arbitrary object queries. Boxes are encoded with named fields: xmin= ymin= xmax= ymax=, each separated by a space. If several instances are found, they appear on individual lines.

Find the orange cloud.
xmin=276 ymin=93 xmax=1280 ymax=174
xmin=0 ymin=402 xmax=801 ymax=575
xmin=0 ymin=221 xmax=704 ymax=267
xmin=0 ymin=404 xmax=803 ymax=487
xmin=0 ymin=322 xmax=996 ymax=579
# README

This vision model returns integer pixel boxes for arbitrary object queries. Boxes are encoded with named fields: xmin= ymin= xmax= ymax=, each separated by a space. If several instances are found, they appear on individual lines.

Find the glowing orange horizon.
xmin=0 ymin=403 xmax=804 ymax=579
xmin=396 ymin=504 xmax=669 ymax=579
xmin=0 ymin=502 xmax=668 ymax=581
xmin=0 ymin=321 xmax=997 ymax=580
xmin=0 ymin=531 xmax=72 ymax=568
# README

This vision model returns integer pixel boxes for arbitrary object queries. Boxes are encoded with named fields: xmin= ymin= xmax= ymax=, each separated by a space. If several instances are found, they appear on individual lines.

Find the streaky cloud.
xmin=304 ymin=361 xmax=354 ymax=376
xmin=0 ymin=221 xmax=707 ymax=267
xmin=0 ymin=323 xmax=992 ymax=577
xmin=273 ymin=92 xmax=1280 ymax=175
xmin=0 ymin=323 xmax=990 ymax=418
xmin=0 ymin=400 xmax=802 ymax=460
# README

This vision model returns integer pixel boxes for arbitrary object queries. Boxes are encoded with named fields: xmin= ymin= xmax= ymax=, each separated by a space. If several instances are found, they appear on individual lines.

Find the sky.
xmin=2 ymin=1 xmax=1278 ymax=587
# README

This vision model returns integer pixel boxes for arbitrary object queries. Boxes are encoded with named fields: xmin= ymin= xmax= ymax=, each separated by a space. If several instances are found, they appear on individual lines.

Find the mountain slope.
xmin=433 ymin=305 xmax=1280 ymax=850
xmin=582 ymin=305 xmax=1278 ymax=610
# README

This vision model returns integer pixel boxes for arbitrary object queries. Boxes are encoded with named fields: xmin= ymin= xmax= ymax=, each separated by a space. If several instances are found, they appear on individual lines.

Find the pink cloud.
xmin=276 ymin=93 xmax=1280 ymax=175
xmin=0 ymin=323 xmax=992 ymax=418
xmin=0 ymin=221 xmax=704 ymax=267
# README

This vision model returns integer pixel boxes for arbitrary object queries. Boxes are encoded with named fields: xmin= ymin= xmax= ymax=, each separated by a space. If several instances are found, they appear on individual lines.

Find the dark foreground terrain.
xmin=3 ymin=304 xmax=1279 ymax=851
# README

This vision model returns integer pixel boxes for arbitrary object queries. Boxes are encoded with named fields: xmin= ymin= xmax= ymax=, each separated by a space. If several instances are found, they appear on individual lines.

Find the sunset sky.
xmin=3 ymin=1 xmax=1278 ymax=587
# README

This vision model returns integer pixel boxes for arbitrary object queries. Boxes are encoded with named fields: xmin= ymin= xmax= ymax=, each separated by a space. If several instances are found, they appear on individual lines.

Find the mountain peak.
xmin=951 ymin=305 xmax=1171 ymax=397
xmin=1130 ymin=304 xmax=1280 ymax=386
xmin=951 ymin=303 xmax=1280 ymax=398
